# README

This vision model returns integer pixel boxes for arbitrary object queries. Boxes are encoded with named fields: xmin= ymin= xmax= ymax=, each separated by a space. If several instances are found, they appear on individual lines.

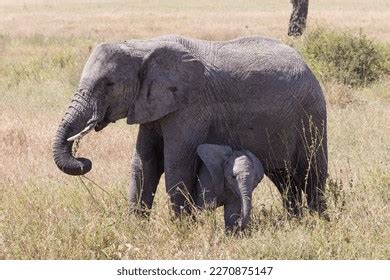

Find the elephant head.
xmin=196 ymin=144 xmax=264 ymax=231
xmin=53 ymin=41 xmax=206 ymax=175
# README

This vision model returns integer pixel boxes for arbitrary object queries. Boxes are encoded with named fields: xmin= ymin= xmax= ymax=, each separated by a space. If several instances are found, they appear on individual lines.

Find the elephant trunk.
xmin=53 ymin=93 xmax=96 ymax=176
xmin=236 ymin=177 xmax=253 ymax=230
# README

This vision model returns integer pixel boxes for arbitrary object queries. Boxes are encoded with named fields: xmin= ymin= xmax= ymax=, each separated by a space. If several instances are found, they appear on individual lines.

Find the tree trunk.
xmin=288 ymin=0 xmax=309 ymax=36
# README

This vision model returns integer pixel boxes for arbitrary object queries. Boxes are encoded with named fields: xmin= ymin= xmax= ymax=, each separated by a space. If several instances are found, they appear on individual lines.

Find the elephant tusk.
xmin=67 ymin=122 xmax=97 ymax=142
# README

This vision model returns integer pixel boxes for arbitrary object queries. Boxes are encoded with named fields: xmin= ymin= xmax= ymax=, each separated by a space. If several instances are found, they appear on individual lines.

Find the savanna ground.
xmin=0 ymin=0 xmax=389 ymax=259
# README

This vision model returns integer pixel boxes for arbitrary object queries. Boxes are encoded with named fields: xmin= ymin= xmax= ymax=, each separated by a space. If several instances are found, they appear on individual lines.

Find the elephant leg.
xmin=160 ymin=116 xmax=209 ymax=216
xmin=129 ymin=124 xmax=164 ymax=215
xmin=296 ymin=152 xmax=328 ymax=217
xmin=267 ymin=169 xmax=303 ymax=217
xmin=163 ymin=145 xmax=199 ymax=216
xmin=164 ymin=165 xmax=197 ymax=216
xmin=224 ymin=198 xmax=242 ymax=232
xmin=295 ymin=120 xmax=328 ymax=218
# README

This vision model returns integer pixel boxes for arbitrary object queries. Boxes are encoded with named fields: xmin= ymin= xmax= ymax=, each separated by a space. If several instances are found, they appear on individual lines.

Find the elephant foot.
xmin=129 ymin=202 xmax=152 ymax=218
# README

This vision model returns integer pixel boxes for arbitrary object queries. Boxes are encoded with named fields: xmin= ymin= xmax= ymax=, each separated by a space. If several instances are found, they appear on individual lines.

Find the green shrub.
xmin=302 ymin=28 xmax=388 ymax=87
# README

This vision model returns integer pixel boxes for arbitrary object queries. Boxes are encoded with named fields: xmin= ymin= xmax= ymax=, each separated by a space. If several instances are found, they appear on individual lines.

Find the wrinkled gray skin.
xmin=195 ymin=144 xmax=264 ymax=231
xmin=53 ymin=35 xmax=328 ymax=217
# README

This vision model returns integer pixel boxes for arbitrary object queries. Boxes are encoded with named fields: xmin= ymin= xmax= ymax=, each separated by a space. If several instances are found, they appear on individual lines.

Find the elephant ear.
xmin=197 ymin=144 xmax=233 ymax=196
xmin=244 ymin=150 xmax=264 ymax=189
xmin=127 ymin=42 xmax=206 ymax=124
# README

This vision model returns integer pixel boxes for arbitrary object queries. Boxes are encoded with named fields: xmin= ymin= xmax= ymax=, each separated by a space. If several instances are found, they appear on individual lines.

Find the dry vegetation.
xmin=0 ymin=0 xmax=389 ymax=259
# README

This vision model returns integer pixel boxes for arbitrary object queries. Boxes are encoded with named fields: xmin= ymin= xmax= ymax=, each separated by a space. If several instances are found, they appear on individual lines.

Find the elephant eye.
xmin=105 ymin=81 xmax=114 ymax=87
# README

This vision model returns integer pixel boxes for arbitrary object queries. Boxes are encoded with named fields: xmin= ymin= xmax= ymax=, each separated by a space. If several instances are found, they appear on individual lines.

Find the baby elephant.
xmin=196 ymin=144 xmax=264 ymax=231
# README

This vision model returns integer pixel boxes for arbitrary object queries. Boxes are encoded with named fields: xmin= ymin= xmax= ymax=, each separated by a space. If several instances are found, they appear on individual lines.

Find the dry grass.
xmin=1 ymin=0 xmax=390 ymax=41
xmin=0 ymin=0 xmax=389 ymax=259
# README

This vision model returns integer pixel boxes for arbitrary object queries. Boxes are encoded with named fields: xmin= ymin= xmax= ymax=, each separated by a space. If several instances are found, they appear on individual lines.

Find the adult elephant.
xmin=53 ymin=35 xmax=328 ymax=216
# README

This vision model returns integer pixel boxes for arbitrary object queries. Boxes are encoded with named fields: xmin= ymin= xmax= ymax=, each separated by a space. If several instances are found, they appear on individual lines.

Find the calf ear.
xmin=244 ymin=150 xmax=264 ymax=187
xmin=197 ymin=144 xmax=232 ymax=194
xmin=127 ymin=42 xmax=206 ymax=124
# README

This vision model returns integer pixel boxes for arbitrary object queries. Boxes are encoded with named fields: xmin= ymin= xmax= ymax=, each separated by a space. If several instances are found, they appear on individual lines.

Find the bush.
xmin=302 ymin=28 xmax=388 ymax=87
